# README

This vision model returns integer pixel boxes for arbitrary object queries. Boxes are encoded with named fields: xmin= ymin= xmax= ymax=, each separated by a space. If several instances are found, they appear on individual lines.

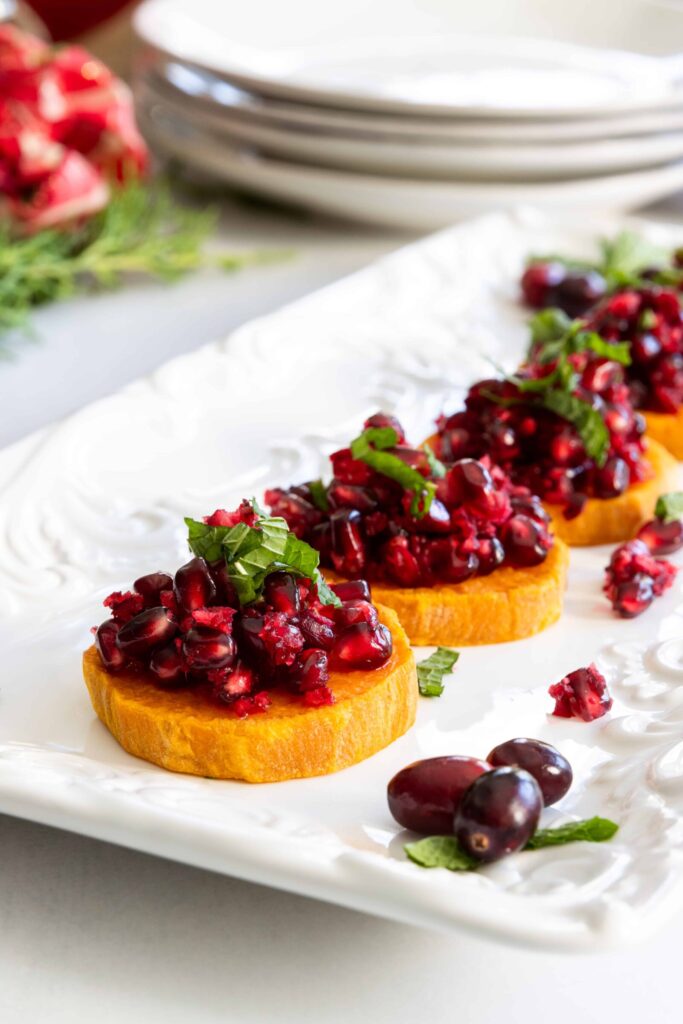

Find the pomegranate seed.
xmin=329 ymin=448 xmax=372 ymax=485
xmin=95 ymin=619 xmax=127 ymax=670
xmin=594 ymin=457 xmax=630 ymax=499
xmin=392 ymin=446 xmax=432 ymax=476
xmin=330 ymin=509 xmax=366 ymax=576
xmin=475 ymin=536 xmax=505 ymax=575
xmin=382 ymin=534 xmax=421 ymax=586
xmin=182 ymin=627 xmax=236 ymax=671
xmin=330 ymin=580 xmax=371 ymax=602
xmin=364 ymin=412 xmax=406 ymax=441
xmin=295 ymin=649 xmax=330 ymax=691
xmin=425 ymin=538 xmax=478 ymax=582
xmin=260 ymin=611 xmax=304 ymax=667
xmin=332 ymin=622 xmax=392 ymax=669
xmin=264 ymin=571 xmax=300 ymax=617
xmin=444 ymin=458 xmax=494 ymax=507
xmin=214 ymin=662 xmax=254 ymax=702
xmin=553 ymin=270 xmax=606 ymax=317
xmin=403 ymin=495 xmax=451 ymax=533
xmin=612 ymin=573 xmax=655 ymax=617
xmin=149 ymin=645 xmax=186 ymax=686
xmin=116 ymin=607 xmax=177 ymax=659
xmin=500 ymin=515 xmax=550 ymax=567
xmin=300 ymin=607 xmax=338 ymax=649
xmin=549 ymin=664 xmax=612 ymax=722
xmin=327 ymin=482 xmax=378 ymax=513
xmin=264 ymin=488 xmax=322 ymax=536
xmin=637 ymin=517 xmax=683 ymax=555
xmin=134 ymin=572 xmax=174 ymax=607
xmin=174 ymin=557 xmax=216 ymax=613
xmin=209 ymin=562 xmax=240 ymax=607
xmin=303 ymin=686 xmax=335 ymax=707
xmin=520 ymin=261 xmax=565 ymax=308
xmin=335 ymin=599 xmax=379 ymax=629
xmin=103 ymin=590 xmax=145 ymax=623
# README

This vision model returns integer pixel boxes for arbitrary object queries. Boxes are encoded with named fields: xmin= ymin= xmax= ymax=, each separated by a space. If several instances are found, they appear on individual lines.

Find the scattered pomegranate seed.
xmin=637 ymin=517 xmax=683 ymax=556
xmin=604 ymin=538 xmax=676 ymax=617
xmin=549 ymin=664 xmax=613 ymax=722
xmin=103 ymin=590 xmax=145 ymax=623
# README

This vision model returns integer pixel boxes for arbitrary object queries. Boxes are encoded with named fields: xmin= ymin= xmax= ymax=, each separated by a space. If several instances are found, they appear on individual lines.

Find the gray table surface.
xmin=2 ymin=195 xmax=683 ymax=1023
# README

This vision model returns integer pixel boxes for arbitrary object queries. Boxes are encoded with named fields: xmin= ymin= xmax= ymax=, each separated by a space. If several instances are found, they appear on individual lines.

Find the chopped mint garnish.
xmin=423 ymin=444 xmax=447 ymax=479
xmin=655 ymin=491 xmax=683 ymax=524
xmin=525 ymin=816 xmax=619 ymax=849
xmin=528 ymin=230 xmax=670 ymax=292
xmin=308 ymin=479 xmax=329 ymax=512
xmin=417 ymin=647 xmax=460 ymax=697
xmin=541 ymin=389 xmax=610 ymax=467
xmin=350 ymin=426 xmax=436 ymax=519
xmin=405 ymin=817 xmax=619 ymax=872
xmin=185 ymin=500 xmax=341 ymax=608
xmin=405 ymin=835 xmax=477 ymax=871
xmin=529 ymin=308 xmax=573 ymax=347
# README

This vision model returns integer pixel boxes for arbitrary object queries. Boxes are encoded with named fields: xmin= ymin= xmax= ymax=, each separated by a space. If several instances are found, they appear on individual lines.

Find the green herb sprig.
xmin=655 ymin=492 xmax=683 ymax=523
xmin=405 ymin=817 xmax=619 ymax=872
xmin=350 ymin=426 xmax=436 ymax=518
xmin=417 ymin=647 xmax=460 ymax=697
xmin=185 ymin=500 xmax=340 ymax=608
xmin=527 ymin=230 xmax=671 ymax=292
xmin=0 ymin=182 xmax=287 ymax=351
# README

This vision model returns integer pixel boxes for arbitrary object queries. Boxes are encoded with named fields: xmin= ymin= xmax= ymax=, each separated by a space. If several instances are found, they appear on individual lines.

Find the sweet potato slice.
xmin=83 ymin=606 xmax=416 ymax=783
xmin=643 ymin=408 xmax=683 ymax=461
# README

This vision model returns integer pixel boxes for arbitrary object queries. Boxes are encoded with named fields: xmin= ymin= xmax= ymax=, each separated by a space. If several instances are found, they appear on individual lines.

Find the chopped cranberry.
xmin=133 ymin=572 xmax=174 ymax=607
xmin=303 ymin=686 xmax=335 ymax=707
xmin=116 ymin=607 xmax=177 ymax=659
xmin=260 ymin=611 xmax=305 ymax=667
xmin=213 ymin=662 xmax=254 ymax=702
xmin=549 ymin=664 xmax=612 ymax=722
xmin=149 ymin=645 xmax=186 ymax=686
xmin=327 ymin=482 xmax=378 ymax=513
xmin=264 ymin=571 xmax=300 ymax=617
xmin=382 ymin=534 xmax=422 ymax=586
xmin=103 ymin=590 xmax=145 ymax=623
xmin=332 ymin=622 xmax=392 ymax=669
xmin=231 ymin=693 xmax=271 ymax=718
xmin=95 ymin=619 xmax=126 ymax=670
xmin=637 ymin=517 xmax=683 ymax=555
xmin=329 ymin=447 xmax=373 ymax=485
xmin=189 ymin=606 xmax=236 ymax=632
xmin=174 ymin=557 xmax=216 ymax=613
xmin=203 ymin=500 xmax=258 ymax=528
xmin=182 ymin=627 xmax=236 ymax=671
xmin=604 ymin=538 xmax=676 ymax=617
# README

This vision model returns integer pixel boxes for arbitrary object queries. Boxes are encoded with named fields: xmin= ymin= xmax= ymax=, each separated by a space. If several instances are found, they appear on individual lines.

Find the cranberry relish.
xmin=266 ymin=413 xmax=553 ymax=589
xmin=434 ymin=348 xmax=647 ymax=518
xmin=93 ymin=501 xmax=393 ymax=718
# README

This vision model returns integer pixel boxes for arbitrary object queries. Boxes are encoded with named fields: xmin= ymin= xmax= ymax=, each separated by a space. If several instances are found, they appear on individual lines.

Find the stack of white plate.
xmin=133 ymin=0 xmax=683 ymax=230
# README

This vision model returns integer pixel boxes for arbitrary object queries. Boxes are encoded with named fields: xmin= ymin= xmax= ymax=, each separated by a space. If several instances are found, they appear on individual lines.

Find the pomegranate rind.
xmin=82 ymin=605 xmax=416 ymax=783
xmin=643 ymin=408 xmax=683 ymax=461
xmin=544 ymin=439 xmax=679 ymax=547
xmin=329 ymin=540 xmax=568 ymax=647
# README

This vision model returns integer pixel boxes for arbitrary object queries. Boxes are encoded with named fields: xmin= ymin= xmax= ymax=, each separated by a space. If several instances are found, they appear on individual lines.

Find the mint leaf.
xmin=314 ymin=573 xmax=342 ymax=608
xmin=529 ymin=308 xmax=573 ymax=346
xmin=405 ymin=835 xmax=478 ymax=871
xmin=423 ymin=445 xmax=447 ymax=479
xmin=600 ymin=231 xmax=667 ymax=288
xmin=308 ymin=479 xmax=329 ymax=512
xmin=655 ymin=491 xmax=683 ymax=523
xmin=417 ymin=647 xmax=459 ymax=697
xmin=578 ymin=331 xmax=631 ymax=366
xmin=185 ymin=518 xmax=230 ymax=563
xmin=526 ymin=816 xmax=618 ymax=850
xmin=350 ymin=426 xmax=436 ymax=519
xmin=541 ymin=389 xmax=610 ymax=466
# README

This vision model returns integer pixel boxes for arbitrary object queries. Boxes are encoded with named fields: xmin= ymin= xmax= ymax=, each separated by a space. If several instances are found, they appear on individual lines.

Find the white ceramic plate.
xmin=139 ymin=104 xmax=683 ymax=229
xmin=3 ymin=210 xmax=683 ymax=951
xmin=149 ymin=57 xmax=683 ymax=145
xmin=134 ymin=0 xmax=683 ymax=119
xmin=138 ymin=74 xmax=683 ymax=181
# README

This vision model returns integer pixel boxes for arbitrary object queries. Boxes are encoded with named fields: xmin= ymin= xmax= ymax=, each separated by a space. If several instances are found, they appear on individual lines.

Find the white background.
xmin=3 ymin=195 xmax=683 ymax=1022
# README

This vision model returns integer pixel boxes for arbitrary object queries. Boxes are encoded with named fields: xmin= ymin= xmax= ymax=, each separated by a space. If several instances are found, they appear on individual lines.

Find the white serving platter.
xmin=3 ymin=210 xmax=683 ymax=952
xmin=138 ymin=103 xmax=683 ymax=229
xmin=133 ymin=0 xmax=683 ymax=119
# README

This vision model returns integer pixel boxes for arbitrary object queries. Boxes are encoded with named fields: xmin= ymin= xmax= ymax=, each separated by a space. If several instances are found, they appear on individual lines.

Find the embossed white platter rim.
xmin=3 ymin=209 xmax=683 ymax=952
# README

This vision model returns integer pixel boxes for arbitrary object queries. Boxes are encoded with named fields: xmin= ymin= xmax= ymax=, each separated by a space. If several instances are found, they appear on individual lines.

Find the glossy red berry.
xmin=174 ymin=557 xmax=216 ymax=613
xmin=487 ymin=738 xmax=573 ymax=806
xmin=637 ymin=517 xmax=683 ymax=556
xmin=116 ymin=607 xmax=177 ymax=659
xmin=95 ymin=619 xmax=126 ymax=670
xmin=182 ymin=626 xmax=236 ymax=671
xmin=455 ymin=768 xmax=543 ymax=864
xmin=387 ymin=756 xmax=491 ymax=834
xmin=133 ymin=572 xmax=174 ymax=607
xmin=332 ymin=622 xmax=392 ymax=669
xmin=149 ymin=645 xmax=186 ymax=686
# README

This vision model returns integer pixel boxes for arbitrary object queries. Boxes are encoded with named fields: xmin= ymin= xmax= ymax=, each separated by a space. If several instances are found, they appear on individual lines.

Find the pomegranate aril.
xmin=295 ymin=648 xmax=330 ymax=691
xmin=209 ymin=562 xmax=240 ymax=607
xmin=487 ymin=738 xmax=572 ymax=807
xmin=403 ymin=495 xmax=451 ymax=533
xmin=134 ymin=571 xmax=173 ymax=606
xmin=444 ymin=458 xmax=494 ymax=506
xmin=475 ymin=536 xmax=505 ymax=576
xmin=327 ymin=482 xmax=377 ymax=513
xmin=330 ymin=579 xmax=371 ymax=602
xmin=182 ymin=626 xmax=236 ymax=671
xmin=95 ymin=619 xmax=126 ymax=670
xmin=387 ymin=756 xmax=491 ymax=835
xmin=335 ymin=599 xmax=379 ymax=629
xmin=554 ymin=270 xmax=606 ymax=317
xmin=594 ymin=457 xmax=630 ymax=499
xmin=549 ymin=663 xmax=612 ymax=721
xmin=382 ymin=534 xmax=421 ymax=586
xmin=149 ymin=645 xmax=186 ymax=686
xmin=174 ymin=557 xmax=216 ymax=613
xmin=264 ymin=570 xmax=300 ymax=617
xmin=330 ymin=508 xmax=366 ymax=576
xmin=455 ymin=768 xmax=543 ymax=864
xmin=363 ymin=412 xmax=406 ymax=442
xmin=500 ymin=515 xmax=549 ymax=568
xmin=425 ymin=539 xmax=478 ymax=583
xmin=300 ymin=607 xmax=338 ymax=649
xmin=392 ymin=446 xmax=432 ymax=476
xmin=264 ymin=488 xmax=322 ymax=536
xmin=520 ymin=261 xmax=565 ymax=308
xmin=214 ymin=663 xmax=254 ymax=702
xmin=329 ymin=447 xmax=372 ymax=485
xmin=332 ymin=622 xmax=392 ymax=669
xmin=261 ymin=611 xmax=305 ymax=667
xmin=235 ymin=610 xmax=267 ymax=664
xmin=637 ymin=517 xmax=683 ymax=555
xmin=116 ymin=607 xmax=177 ymax=659
xmin=612 ymin=573 xmax=655 ymax=618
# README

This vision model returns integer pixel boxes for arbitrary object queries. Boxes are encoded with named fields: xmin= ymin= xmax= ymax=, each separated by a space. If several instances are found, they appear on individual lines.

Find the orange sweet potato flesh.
xmin=544 ymin=438 xmax=679 ymax=546
xmin=82 ymin=606 xmax=416 ymax=783
xmin=328 ymin=540 xmax=569 ymax=647
xmin=643 ymin=408 xmax=683 ymax=461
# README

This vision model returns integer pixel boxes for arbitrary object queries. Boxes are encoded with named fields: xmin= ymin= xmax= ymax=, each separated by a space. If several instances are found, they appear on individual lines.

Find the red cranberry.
xmin=500 ymin=515 xmax=549 ymax=567
xmin=520 ymin=261 xmax=566 ymax=308
xmin=637 ymin=517 xmax=683 ymax=555
xmin=487 ymin=738 xmax=573 ymax=806
xmin=183 ymin=626 xmax=236 ymax=671
xmin=174 ymin=557 xmax=216 ymax=613
xmin=387 ymin=756 xmax=491 ymax=834
xmin=363 ymin=411 xmax=406 ymax=442
xmin=133 ymin=572 xmax=174 ymax=607
xmin=95 ymin=619 xmax=127 ymax=670
xmin=330 ymin=580 xmax=371 ymax=602
xmin=295 ymin=649 xmax=330 ymax=691
xmin=594 ymin=457 xmax=630 ymax=499
xmin=455 ymin=768 xmax=543 ymax=864
xmin=116 ymin=607 xmax=177 ymax=659
xmin=264 ymin=571 xmax=300 ymax=617
xmin=332 ymin=622 xmax=392 ymax=669
xmin=549 ymin=664 xmax=612 ymax=722
xmin=330 ymin=509 xmax=366 ymax=576
xmin=149 ymin=645 xmax=186 ymax=686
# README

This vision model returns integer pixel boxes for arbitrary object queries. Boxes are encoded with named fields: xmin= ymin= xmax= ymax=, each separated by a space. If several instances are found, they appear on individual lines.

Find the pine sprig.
xmin=0 ymin=182 xmax=288 ymax=350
